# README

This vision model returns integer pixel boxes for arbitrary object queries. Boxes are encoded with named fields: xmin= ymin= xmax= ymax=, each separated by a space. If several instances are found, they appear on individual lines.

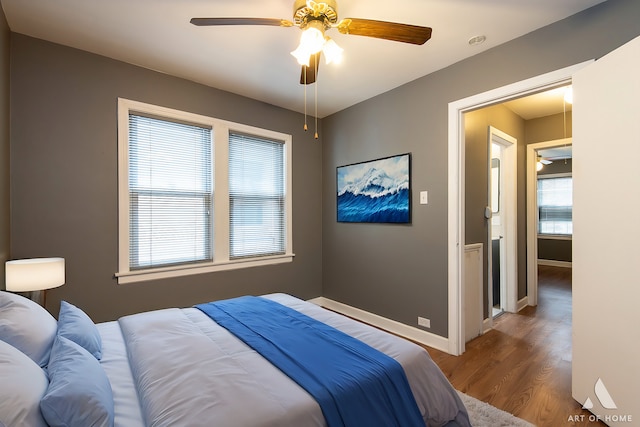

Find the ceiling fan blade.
xmin=190 ymin=17 xmax=294 ymax=27
xmin=337 ymin=18 xmax=432 ymax=45
xmin=300 ymin=52 xmax=321 ymax=85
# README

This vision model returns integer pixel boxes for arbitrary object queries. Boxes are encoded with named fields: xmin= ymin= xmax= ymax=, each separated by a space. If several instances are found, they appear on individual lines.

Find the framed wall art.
xmin=337 ymin=153 xmax=411 ymax=223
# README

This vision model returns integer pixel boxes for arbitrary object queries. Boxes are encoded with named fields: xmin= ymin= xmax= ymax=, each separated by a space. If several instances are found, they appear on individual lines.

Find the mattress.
xmin=97 ymin=293 xmax=470 ymax=427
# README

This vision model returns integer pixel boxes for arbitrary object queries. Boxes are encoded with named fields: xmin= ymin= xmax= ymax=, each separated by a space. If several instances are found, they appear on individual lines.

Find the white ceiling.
xmin=1 ymin=0 xmax=605 ymax=117
xmin=539 ymin=146 xmax=572 ymax=160
xmin=503 ymin=85 xmax=573 ymax=120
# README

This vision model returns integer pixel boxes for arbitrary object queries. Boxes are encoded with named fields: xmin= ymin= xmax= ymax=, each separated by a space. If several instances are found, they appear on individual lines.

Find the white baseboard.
xmin=538 ymin=259 xmax=572 ymax=268
xmin=482 ymin=296 xmax=528 ymax=332
xmin=517 ymin=296 xmax=529 ymax=312
xmin=482 ymin=317 xmax=492 ymax=333
xmin=308 ymin=296 xmax=450 ymax=353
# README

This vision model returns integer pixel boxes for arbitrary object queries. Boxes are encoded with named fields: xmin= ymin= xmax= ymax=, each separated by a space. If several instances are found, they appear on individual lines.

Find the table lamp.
xmin=5 ymin=257 xmax=65 ymax=307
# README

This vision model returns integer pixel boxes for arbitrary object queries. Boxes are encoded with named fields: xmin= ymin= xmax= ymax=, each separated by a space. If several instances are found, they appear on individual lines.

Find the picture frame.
xmin=336 ymin=153 xmax=411 ymax=223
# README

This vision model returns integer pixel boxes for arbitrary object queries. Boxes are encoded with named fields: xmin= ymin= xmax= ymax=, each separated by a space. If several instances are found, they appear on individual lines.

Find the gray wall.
xmin=7 ymin=0 xmax=640 ymax=335
xmin=322 ymin=0 xmax=640 ymax=338
xmin=9 ymin=35 xmax=323 ymax=321
xmin=526 ymin=111 xmax=572 ymax=145
xmin=0 ymin=7 xmax=9 ymax=290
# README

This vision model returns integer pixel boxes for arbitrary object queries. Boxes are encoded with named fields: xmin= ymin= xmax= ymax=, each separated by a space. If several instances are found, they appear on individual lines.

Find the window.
xmin=128 ymin=115 xmax=213 ymax=270
xmin=537 ymin=174 xmax=572 ymax=236
xmin=117 ymin=99 xmax=292 ymax=284
xmin=229 ymin=133 xmax=285 ymax=259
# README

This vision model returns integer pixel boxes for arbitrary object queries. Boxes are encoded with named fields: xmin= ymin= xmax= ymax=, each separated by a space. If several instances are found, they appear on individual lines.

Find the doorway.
xmin=526 ymin=138 xmax=572 ymax=307
xmin=446 ymin=60 xmax=592 ymax=355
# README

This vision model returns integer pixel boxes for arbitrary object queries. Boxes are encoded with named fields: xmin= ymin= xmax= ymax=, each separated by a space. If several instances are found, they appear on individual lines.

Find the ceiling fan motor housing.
xmin=293 ymin=0 xmax=338 ymax=30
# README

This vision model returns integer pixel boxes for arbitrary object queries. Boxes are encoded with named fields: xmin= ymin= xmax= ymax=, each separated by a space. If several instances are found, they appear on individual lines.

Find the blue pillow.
xmin=57 ymin=300 xmax=103 ymax=360
xmin=40 ymin=336 xmax=114 ymax=427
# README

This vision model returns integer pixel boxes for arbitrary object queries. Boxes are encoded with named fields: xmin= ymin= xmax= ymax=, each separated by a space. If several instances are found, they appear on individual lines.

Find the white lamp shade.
xmin=322 ymin=38 xmax=343 ymax=65
xmin=290 ymin=20 xmax=329 ymax=66
xmin=291 ymin=45 xmax=312 ymax=66
xmin=5 ymin=258 xmax=65 ymax=292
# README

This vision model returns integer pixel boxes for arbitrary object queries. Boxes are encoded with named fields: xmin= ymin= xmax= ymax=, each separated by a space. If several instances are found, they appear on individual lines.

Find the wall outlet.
xmin=417 ymin=316 xmax=431 ymax=328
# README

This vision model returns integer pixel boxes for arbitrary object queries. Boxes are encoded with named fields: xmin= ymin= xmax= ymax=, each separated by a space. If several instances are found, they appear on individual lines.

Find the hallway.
xmin=427 ymin=266 xmax=604 ymax=426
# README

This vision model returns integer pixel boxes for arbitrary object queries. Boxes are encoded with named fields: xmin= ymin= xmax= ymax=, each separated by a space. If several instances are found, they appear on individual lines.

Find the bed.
xmin=0 ymin=291 xmax=470 ymax=427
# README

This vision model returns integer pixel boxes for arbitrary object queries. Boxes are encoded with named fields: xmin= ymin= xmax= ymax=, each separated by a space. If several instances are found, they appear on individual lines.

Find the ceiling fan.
xmin=536 ymin=154 xmax=553 ymax=171
xmin=191 ymin=0 xmax=432 ymax=85
xmin=537 ymin=155 xmax=553 ymax=165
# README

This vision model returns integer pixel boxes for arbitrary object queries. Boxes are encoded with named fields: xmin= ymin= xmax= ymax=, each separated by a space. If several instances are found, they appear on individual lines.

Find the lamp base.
xmin=30 ymin=289 xmax=46 ymax=307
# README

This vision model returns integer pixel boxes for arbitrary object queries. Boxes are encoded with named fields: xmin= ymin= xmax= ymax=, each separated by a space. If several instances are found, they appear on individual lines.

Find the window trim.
xmin=116 ymin=98 xmax=293 ymax=284
xmin=536 ymin=172 xmax=572 ymax=238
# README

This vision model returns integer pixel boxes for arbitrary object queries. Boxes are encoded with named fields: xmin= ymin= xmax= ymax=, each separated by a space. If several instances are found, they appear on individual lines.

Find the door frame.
xmin=447 ymin=60 xmax=592 ymax=356
xmin=488 ymin=127 xmax=518 ymax=321
xmin=525 ymin=138 xmax=572 ymax=307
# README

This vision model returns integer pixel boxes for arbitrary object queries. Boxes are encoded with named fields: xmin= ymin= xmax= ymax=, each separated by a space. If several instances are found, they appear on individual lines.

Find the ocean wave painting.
xmin=337 ymin=153 xmax=411 ymax=223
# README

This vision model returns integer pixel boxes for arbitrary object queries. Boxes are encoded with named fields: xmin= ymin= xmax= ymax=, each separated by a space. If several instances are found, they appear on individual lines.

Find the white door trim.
xmin=447 ymin=60 xmax=592 ymax=356
xmin=525 ymin=138 xmax=572 ymax=307
xmin=489 ymin=127 xmax=518 ymax=315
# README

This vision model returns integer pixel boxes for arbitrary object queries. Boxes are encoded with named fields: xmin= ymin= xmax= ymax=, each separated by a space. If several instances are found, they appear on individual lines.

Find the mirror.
xmin=491 ymin=157 xmax=500 ymax=214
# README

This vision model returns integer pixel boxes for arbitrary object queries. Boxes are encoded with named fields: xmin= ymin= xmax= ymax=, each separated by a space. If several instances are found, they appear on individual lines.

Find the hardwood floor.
xmin=426 ymin=265 xmax=605 ymax=427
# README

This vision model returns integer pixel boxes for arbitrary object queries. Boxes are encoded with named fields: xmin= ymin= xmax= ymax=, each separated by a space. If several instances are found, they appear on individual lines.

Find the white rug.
xmin=458 ymin=391 xmax=536 ymax=427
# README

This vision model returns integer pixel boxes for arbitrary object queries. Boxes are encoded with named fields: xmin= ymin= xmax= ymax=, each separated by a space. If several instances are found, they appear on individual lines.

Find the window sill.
xmin=115 ymin=253 xmax=295 ymax=284
xmin=537 ymin=234 xmax=572 ymax=241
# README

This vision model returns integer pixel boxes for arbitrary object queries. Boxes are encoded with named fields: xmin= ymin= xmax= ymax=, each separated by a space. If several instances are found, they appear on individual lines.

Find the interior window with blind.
xmin=537 ymin=174 xmax=572 ymax=236
xmin=128 ymin=115 xmax=212 ymax=269
xmin=117 ymin=98 xmax=293 ymax=284
xmin=229 ymin=133 xmax=285 ymax=259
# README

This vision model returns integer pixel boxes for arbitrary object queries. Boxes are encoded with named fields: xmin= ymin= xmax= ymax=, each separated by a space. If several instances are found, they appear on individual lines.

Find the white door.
xmin=572 ymin=35 xmax=640 ymax=423
xmin=488 ymin=127 xmax=517 ymax=316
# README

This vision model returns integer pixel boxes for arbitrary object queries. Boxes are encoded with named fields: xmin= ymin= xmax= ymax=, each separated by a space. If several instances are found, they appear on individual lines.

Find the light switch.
xmin=420 ymin=191 xmax=428 ymax=205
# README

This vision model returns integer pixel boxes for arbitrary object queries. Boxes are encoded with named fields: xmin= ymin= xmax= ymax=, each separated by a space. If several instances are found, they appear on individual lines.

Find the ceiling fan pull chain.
xmin=304 ymin=67 xmax=308 ymax=131
xmin=314 ymin=70 xmax=319 ymax=139
xmin=563 ymin=93 xmax=568 ymax=164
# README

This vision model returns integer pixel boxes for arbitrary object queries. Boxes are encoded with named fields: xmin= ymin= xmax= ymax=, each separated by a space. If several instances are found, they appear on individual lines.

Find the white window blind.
xmin=537 ymin=176 xmax=572 ymax=235
xmin=128 ymin=114 xmax=213 ymax=269
xmin=229 ymin=132 xmax=285 ymax=258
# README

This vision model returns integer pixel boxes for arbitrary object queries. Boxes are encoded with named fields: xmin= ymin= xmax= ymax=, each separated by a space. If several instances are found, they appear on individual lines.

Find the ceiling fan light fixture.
xmin=322 ymin=37 xmax=343 ymax=64
xmin=291 ymin=45 xmax=312 ymax=66
xmin=291 ymin=20 xmax=326 ymax=65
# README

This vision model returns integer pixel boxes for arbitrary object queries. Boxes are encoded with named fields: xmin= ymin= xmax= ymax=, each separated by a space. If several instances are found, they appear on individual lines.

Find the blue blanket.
xmin=196 ymin=296 xmax=424 ymax=427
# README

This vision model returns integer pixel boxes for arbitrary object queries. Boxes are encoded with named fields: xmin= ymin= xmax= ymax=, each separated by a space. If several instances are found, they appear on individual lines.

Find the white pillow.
xmin=0 ymin=340 xmax=49 ymax=427
xmin=0 ymin=291 xmax=58 ymax=367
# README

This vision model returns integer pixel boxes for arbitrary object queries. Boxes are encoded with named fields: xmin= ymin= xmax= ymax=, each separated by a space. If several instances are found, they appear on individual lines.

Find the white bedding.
xmin=97 ymin=293 xmax=469 ymax=427
xmin=97 ymin=320 xmax=145 ymax=426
